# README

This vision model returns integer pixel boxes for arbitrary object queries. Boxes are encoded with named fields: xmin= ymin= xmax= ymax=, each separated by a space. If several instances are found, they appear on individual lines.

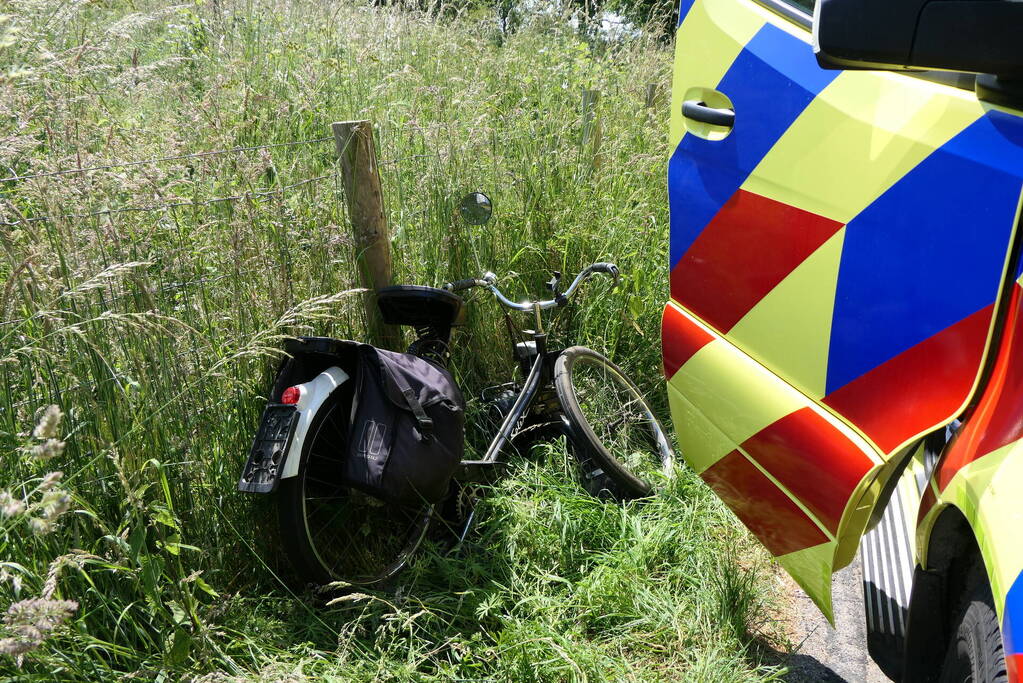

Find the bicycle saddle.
xmin=376 ymin=285 xmax=466 ymax=328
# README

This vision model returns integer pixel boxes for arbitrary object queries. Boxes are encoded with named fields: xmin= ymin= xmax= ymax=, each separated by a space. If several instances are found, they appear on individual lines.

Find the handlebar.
xmin=444 ymin=262 xmax=620 ymax=311
xmin=446 ymin=278 xmax=480 ymax=293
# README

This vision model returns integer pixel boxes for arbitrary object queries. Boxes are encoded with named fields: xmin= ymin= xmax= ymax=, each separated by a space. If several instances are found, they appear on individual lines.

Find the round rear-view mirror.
xmin=458 ymin=192 xmax=493 ymax=226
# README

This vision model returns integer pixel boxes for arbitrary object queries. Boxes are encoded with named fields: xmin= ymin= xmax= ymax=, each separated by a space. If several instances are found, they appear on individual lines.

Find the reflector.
xmin=281 ymin=386 xmax=301 ymax=405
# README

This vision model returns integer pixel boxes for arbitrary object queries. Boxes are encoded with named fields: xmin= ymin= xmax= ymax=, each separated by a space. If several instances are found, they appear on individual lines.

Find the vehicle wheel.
xmin=277 ymin=389 xmax=432 ymax=587
xmin=938 ymin=569 xmax=1008 ymax=683
xmin=554 ymin=346 xmax=674 ymax=499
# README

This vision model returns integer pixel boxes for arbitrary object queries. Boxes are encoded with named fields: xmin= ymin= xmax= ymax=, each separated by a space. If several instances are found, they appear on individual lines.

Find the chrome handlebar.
xmin=444 ymin=262 xmax=619 ymax=312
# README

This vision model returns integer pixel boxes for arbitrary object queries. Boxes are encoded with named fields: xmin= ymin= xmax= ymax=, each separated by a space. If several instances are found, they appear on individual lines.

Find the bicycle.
xmin=238 ymin=194 xmax=674 ymax=588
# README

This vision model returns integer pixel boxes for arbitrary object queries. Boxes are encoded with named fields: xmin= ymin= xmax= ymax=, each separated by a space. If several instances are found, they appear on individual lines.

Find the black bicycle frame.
xmin=451 ymin=331 xmax=563 ymax=541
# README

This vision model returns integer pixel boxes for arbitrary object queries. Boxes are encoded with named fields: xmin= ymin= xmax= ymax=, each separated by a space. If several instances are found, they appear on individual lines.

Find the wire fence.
xmin=0 ymin=129 xmax=431 ymax=339
xmin=2 ymin=134 xmax=352 ymax=412
xmin=0 ymin=173 xmax=337 ymax=227
xmin=0 ymin=119 xmax=542 ymax=185
xmin=11 ymin=341 xmax=211 ymax=410
xmin=0 ymin=269 xmax=261 ymax=329
xmin=0 ymin=128 xmax=523 ymax=227
xmin=3 ymin=260 xmax=356 ymax=413
xmin=0 ymin=136 xmax=335 ymax=184
xmin=0 ymin=119 xmax=583 ymax=315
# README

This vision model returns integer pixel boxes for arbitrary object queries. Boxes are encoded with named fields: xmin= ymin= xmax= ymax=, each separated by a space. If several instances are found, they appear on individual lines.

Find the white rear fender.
xmin=279 ymin=366 xmax=349 ymax=480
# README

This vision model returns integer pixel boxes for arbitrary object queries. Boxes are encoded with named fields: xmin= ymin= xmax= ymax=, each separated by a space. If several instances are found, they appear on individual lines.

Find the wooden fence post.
xmin=332 ymin=120 xmax=400 ymax=349
xmin=580 ymin=89 xmax=603 ymax=171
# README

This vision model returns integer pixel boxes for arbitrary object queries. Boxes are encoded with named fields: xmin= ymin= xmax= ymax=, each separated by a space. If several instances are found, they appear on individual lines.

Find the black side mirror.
xmin=813 ymin=0 xmax=1023 ymax=78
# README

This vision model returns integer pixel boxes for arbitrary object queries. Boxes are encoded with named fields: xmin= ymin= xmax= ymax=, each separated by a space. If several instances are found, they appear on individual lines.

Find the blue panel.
xmin=978 ymin=111 xmax=1023 ymax=282
xmin=826 ymin=114 xmax=1023 ymax=394
xmin=668 ymin=23 xmax=837 ymax=268
xmin=1003 ymin=570 xmax=1023 ymax=655
xmin=678 ymin=0 xmax=696 ymax=25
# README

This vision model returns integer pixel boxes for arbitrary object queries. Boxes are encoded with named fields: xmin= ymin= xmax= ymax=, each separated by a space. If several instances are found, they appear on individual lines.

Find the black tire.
xmin=276 ymin=390 xmax=432 ymax=587
xmin=554 ymin=346 xmax=674 ymax=499
xmin=939 ymin=569 xmax=1008 ymax=683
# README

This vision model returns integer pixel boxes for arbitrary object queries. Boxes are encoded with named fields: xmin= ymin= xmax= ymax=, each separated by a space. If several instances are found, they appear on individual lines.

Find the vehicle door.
xmin=663 ymin=0 xmax=1023 ymax=618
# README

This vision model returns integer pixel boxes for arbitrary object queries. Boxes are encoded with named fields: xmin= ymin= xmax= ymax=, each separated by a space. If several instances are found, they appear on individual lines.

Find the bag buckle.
xmin=400 ymin=386 xmax=434 ymax=440
xmin=419 ymin=417 xmax=434 ymax=441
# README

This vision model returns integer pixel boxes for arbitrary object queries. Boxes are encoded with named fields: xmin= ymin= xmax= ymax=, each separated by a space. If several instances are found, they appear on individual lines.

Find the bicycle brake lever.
xmin=546 ymin=271 xmax=562 ymax=294
xmin=547 ymin=271 xmax=569 ymax=306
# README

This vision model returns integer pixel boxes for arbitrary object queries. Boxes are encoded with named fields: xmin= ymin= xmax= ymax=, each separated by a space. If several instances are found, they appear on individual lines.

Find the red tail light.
xmin=281 ymin=386 xmax=301 ymax=405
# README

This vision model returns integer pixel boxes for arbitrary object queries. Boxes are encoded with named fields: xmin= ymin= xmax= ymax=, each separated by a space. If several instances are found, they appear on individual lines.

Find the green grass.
xmin=1 ymin=0 xmax=791 ymax=678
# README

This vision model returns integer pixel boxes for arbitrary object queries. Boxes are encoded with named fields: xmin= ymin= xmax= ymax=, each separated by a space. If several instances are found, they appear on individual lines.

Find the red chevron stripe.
xmin=669 ymin=189 xmax=844 ymax=333
xmin=824 ymin=304 xmax=994 ymax=454
xmin=1007 ymin=653 xmax=1022 ymax=683
xmin=661 ymin=303 xmax=714 ymax=380
xmin=740 ymin=407 xmax=874 ymax=535
xmin=938 ymin=285 xmax=1023 ymax=490
xmin=701 ymin=449 xmax=829 ymax=557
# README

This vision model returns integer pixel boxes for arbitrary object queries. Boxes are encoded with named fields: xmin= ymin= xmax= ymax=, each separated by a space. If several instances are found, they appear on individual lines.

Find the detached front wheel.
xmin=554 ymin=346 xmax=674 ymax=499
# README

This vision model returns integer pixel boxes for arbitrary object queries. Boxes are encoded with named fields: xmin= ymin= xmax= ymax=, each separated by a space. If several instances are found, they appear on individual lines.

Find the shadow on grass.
xmin=230 ymin=453 xmax=790 ymax=681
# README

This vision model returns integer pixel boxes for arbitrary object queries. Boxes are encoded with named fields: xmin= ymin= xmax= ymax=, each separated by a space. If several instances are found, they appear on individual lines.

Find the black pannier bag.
xmin=343 ymin=344 xmax=464 ymax=506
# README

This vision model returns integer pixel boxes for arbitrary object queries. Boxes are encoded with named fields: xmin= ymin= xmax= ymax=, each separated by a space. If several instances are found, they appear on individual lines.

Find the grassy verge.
xmin=1 ymin=0 xmax=790 ymax=678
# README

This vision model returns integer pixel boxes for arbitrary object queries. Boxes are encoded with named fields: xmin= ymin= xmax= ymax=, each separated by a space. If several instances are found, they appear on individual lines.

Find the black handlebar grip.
xmin=445 ymin=278 xmax=478 ymax=292
xmin=591 ymin=262 xmax=620 ymax=278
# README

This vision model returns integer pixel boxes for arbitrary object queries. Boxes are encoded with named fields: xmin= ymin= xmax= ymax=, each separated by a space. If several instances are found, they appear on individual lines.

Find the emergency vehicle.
xmin=661 ymin=0 xmax=1023 ymax=679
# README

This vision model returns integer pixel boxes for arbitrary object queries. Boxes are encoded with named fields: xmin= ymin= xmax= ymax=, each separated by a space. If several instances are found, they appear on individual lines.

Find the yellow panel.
xmin=669 ymin=338 xmax=805 ymax=462
xmin=669 ymin=0 xmax=764 ymax=149
xmin=729 ymin=228 xmax=846 ymax=399
xmin=776 ymin=540 xmax=837 ymax=623
xmin=666 ymin=303 xmax=882 ymax=473
xmin=973 ymin=447 xmax=1023 ymax=616
xmin=666 ymin=380 xmax=738 ymax=474
xmin=938 ymin=441 xmax=1023 ymax=617
xmin=743 ymin=70 xmax=984 ymax=224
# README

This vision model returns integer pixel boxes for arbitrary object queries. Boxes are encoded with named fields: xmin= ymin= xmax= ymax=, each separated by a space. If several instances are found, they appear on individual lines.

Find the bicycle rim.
xmin=292 ymin=396 xmax=432 ymax=585
xmin=556 ymin=347 xmax=673 ymax=495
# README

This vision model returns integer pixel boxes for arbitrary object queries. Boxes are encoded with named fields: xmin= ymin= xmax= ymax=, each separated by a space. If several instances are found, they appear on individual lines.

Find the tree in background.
xmin=371 ymin=0 xmax=679 ymax=42
xmin=603 ymin=0 xmax=678 ymax=39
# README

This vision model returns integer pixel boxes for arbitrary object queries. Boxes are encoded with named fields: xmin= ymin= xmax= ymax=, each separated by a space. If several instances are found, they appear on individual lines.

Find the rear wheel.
xmin=554 ymin=346 xmax=674 ymax=498
xmin=938 ymin=568 xmax=1008 ymax=683
xmin=277 ymin=391 xmax=432 ymax=587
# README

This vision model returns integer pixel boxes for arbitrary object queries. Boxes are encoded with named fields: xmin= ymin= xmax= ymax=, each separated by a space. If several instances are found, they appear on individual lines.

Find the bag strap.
xmin=383 ymin=362 xmax=435 ymax=441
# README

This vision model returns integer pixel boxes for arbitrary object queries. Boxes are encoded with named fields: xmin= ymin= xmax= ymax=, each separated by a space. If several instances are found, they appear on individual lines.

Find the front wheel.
xmin=554 ymin=346 xmax=674 ymax=499
xmin=938 ymin=570 xmax=1008 ymax=683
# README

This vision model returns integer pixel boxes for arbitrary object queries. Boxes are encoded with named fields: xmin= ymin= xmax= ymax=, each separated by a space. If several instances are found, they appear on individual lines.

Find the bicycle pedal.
xmin=454 ymin=460 xmax=506 ymax=485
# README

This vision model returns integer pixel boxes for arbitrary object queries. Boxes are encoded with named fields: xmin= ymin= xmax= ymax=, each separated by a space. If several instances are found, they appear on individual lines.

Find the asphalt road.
xmin=782 ymin=557 xmax=891 ymax=683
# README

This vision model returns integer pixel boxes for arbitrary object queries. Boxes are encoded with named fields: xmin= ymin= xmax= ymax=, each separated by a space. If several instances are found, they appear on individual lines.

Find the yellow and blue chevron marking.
xmin=668 ymin=22 xmax=837 ymax=267
xmin=664 ymin=0 xmax=1023 ymax=616
xmin=668 ymin=0 xmax=1023 ymax=457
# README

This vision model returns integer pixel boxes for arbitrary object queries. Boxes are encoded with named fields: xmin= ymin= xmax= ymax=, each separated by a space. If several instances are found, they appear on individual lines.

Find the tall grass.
xmin=1 ymin=0 xmax=790 ymax=678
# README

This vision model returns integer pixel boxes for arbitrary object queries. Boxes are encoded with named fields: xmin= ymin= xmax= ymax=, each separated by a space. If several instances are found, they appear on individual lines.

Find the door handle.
xmin=682 ymin=100 xmax=735 ymax=127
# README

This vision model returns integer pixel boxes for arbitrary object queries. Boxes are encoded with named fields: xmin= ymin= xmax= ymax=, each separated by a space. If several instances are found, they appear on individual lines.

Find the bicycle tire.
xmin=554 ymin=346 xmax=674 ymax=498
xmin=277 ymin=389 xmax=432 ymax=587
